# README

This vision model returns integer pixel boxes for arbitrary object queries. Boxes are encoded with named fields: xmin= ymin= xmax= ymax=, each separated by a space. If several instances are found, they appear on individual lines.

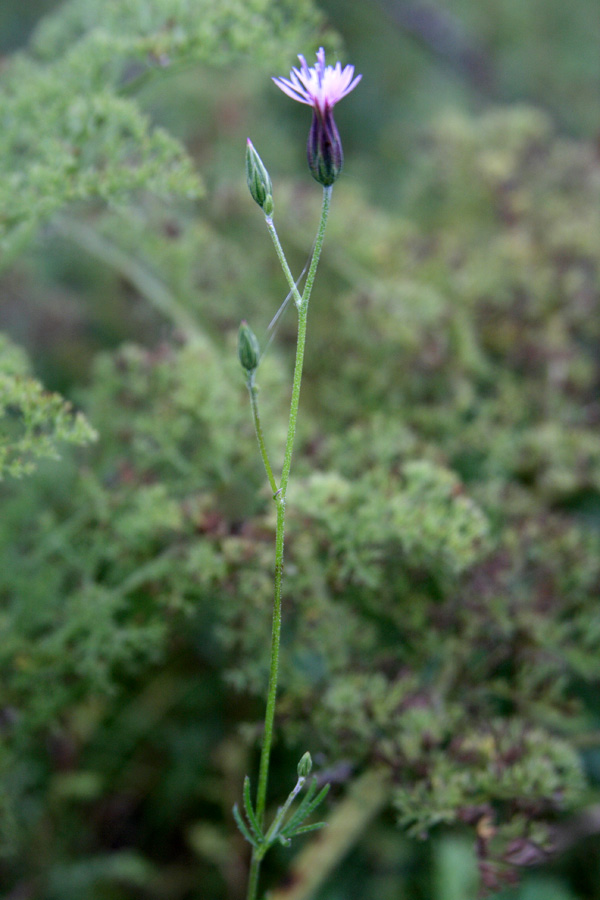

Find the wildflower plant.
xmin=2 ymin=3 xmax=598 ymax=894
xmin=234 ymin=48 xmax=361 ymax=900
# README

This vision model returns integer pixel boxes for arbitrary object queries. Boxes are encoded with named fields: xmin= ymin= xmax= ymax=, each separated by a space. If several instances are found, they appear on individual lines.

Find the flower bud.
xmin=245 ymin=139 xmax=274 ymax=216
xmin=307 ymin=108 xmax=343 ymax=187
xmin=297 ymin=751 xmax=313 ymax=778
xmin=238 ymin=321 xmax=260 ymax=373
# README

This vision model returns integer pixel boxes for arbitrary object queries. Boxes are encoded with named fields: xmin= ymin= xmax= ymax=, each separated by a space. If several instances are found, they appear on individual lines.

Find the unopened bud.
xmin=297 ymin=751 xmax=313 ymax=778
xmin=238 ymin=321 xmax=260 ymax=373
xmin=307 ymin=109 xmax=343 ymax=186
xmin=245 ymin=139 xmax=274 ymax=216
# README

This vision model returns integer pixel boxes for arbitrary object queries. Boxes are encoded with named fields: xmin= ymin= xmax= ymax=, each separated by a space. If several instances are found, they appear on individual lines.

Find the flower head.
xmin=273 ymin=48 xmax=361 ymax=187
xmin=272 ymin=47 xmax=361 ymax=117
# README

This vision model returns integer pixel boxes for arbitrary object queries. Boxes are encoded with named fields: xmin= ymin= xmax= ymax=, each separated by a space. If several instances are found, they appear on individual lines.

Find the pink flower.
xmin=273 ymin=48 xmax=362 ymax=186
xmin=272 ymin=47 xmax=362 ymax=116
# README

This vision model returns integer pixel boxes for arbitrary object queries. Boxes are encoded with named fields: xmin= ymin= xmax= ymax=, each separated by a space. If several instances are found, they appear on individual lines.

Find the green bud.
xmin=245 ymin=139 xmax=274 ymax=216
xmin=297 ymin=751 xmax=313 ymax=778
xmin=307 ymin=109 xmax=343 ymax=187
xmin=238 ymin=320 xmax=260 ymax=373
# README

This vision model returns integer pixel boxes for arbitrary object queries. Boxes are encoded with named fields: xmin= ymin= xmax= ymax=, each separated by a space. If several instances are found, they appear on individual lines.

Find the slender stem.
xmin=254 ymin=775 xmax=306 ymax=863
xmin=265 ymin=216 xmax=303 ymax=308
xmin=246 ymin=848 xmax=261 ymax=900
xmin=246 ymin=186 xmax=332 ymax=900
xmin=279 ymin=305 xmax=308 ymax=500
xmin=280 ymin=186 xmax=331 ymax=498
xmin=248 ymin=374 xmax=278 ymax=496
xmin=247 ymin=496 xmax=285 ymax=899
xmin=254 ymin=497 xmax=285 ymax=822
xmin=301 ymin=187 xmax=332 ymax=308
xmin=262 ymin=775 xmax=305 ymax=848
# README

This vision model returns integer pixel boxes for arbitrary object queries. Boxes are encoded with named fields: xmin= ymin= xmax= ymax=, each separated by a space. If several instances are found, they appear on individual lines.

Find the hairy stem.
xmin=245 ymin=187 xmax=332 ymax=900
xmin=248 ymin=374 xmax=278 ymax=496
xmin=280 ymin=187 xmax=331 ymax=497
xmin=266 ymin=217 xmax=303 ymax=308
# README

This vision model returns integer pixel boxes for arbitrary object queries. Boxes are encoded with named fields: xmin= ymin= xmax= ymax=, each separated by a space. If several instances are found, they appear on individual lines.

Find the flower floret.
xmin=273 ymin=47 xmax=361 ymax=113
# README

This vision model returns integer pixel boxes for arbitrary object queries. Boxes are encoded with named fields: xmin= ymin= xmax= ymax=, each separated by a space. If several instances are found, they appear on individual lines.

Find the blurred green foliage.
xmin=0 ymin=333 xmax=96 ymax=480
xmin=1 ymin=1 xmax=600 ymax=899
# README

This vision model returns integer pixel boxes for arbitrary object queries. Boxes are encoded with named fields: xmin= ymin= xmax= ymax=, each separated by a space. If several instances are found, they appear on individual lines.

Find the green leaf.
xmin=242 ymin=776 xmax=264 ymax=842
xmin=284 ymin=821 xmax=328 ymax=838
xmin=282 ymin=781 xmax=330 ymax=836
xmin=232 ymin=803 xmax=258 ymax=849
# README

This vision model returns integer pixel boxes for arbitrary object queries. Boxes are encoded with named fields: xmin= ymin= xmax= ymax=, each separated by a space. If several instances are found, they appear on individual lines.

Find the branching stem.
xmin=245 ymin=186 xmax=332 ymax=900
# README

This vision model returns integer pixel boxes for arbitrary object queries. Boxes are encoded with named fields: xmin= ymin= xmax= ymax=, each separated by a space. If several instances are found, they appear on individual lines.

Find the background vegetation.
xmin=0 ymin=1 xmax=599 ymax=898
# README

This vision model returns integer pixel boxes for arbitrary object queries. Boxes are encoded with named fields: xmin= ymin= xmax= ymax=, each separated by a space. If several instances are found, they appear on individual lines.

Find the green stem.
xmin=254 ymin=496 xmax=285 ymax=821
xmin=245 ymin=187 xmax=332 ymax=900
xmin=248 ymin=374 xmax=278 ymax=497
xmin=280 ymin=186 xmax=331 ymax=498
xmin=300 ymin=187 xmax=332 ymax=307
xmin=262 ymin=775 xmax=305 ymax=849
xmin=254 ymin=774 xmax=306 ymax=864
xmin=265 ymin=217 xmax=303 ymax=308
xmin=246 ymin=852 xmax=262 ymax=900
xmin=246 ymin=496 xmax=284 ymax=899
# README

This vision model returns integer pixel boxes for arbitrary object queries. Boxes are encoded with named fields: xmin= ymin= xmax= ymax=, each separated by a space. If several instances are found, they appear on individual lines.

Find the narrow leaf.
xmin=243 ymin=775 xmax=264 ymax=841
xmin=302 ymin=783 xmax=330 ymax=819
xmin=285 ymin=781 xmax=330 ymax=834
xmin=233 ymin=803 xmax=258 ymax=848
xmin=284 ymin=821 xmax=328 ymax=838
